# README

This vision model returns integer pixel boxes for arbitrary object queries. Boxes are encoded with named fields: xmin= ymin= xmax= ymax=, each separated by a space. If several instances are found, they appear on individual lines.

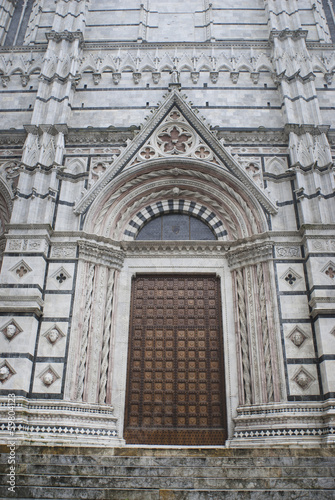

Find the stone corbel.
xmin=92 ymin=72 xmax=101 ymax=85
xmin=230 ymin=71 xmax=239 ymax=84
xmin=210 ymin=71 xmax=219 ymax=84
xmin=112 ymin=72 xmax=121 ymax=85
xmin=250 ymin=72 xmax=259 ymax=84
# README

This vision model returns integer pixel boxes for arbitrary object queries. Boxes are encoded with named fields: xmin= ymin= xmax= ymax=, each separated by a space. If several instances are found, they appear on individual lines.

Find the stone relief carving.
xmin=43 ymin=325 xmax=65 ymax=345
xmin=311 ymin=239 xmax=335 ymax=252
xmin=0 ymin=319 xmax=22 ymax=341
xmin=276 ymin=246 xmax=300 ymax=257
xmin=288 ymin=326 xmax=308 ymax=348
xmin=293 ymin=367 xmax=315 ymax=391
xmin=39 ymin=366 xmax=60 ymax=387
xmin=51 ymin=245 xmax=77 ymax=258
xmin=0 ymin=360 xmax=15 ymax=383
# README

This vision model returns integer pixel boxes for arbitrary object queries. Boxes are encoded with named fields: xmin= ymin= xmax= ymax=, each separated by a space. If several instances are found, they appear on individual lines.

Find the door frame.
xmin=110 ymin=255 xmax=239 ymax=446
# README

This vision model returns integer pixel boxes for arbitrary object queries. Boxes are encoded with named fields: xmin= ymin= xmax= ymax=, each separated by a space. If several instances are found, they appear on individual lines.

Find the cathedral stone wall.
xmin=0 ymin=0 xmax=334 ymax=448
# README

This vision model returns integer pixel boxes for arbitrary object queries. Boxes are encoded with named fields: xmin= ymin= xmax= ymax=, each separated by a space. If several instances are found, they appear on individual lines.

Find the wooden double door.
xmin=124 ymin=275 xmax=227 ymax=445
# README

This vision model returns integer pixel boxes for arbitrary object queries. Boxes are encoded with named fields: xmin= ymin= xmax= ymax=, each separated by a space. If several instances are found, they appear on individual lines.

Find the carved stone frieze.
xmin=227 ymin=242 xmax=274 ymax=270
xmin=51 ymin=244 xmax=77 ymax=258
xmin=309 ymin=239 xmax=335 ymax=252
xmin=276 ymin=246 xmax=300 ymax=258
xmin=66 ymin=129 xmax=134 ymax=146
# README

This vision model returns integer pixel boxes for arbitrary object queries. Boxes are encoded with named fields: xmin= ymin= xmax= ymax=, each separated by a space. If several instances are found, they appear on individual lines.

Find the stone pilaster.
xmin=0 ymin=0 xmax=16 ymax=45
xmin=265 ymin=0 xmax=335 ymax=402
xmin=67 ymin=241 xmax=124 ymax=405
xmin=228 ymin=242 xmax=284 ymax=406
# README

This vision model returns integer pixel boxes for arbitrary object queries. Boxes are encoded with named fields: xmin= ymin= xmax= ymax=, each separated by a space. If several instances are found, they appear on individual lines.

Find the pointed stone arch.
xmin=84 ymin=159 xmax=268 ymax=241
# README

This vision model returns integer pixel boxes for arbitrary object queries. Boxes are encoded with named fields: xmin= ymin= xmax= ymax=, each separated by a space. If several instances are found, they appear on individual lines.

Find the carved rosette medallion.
xmin=156 ymin=124 xmax=194 ymax=155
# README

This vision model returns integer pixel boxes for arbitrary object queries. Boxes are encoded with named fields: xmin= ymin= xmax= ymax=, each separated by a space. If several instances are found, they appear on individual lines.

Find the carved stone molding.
xmin=309 ymin=296 xmax=335 ymax=317
xmin=0 ymin=397 xmax=120 ymax=445
xmin=78 ymin=241 xmax=125 ymax=269
xmin=0 ymin=295 xmax=44 ymax=316
xmin=121 ymin=240 xmax=230 ymax=257
xmin=231 ymin=401 xmax=335 ymax=446
xmin=227 ymin=242 xmax=274 ymax=270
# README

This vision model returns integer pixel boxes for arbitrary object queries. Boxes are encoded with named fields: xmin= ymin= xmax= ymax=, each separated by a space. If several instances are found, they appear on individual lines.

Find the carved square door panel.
xmin=124 ymin=275 xmax=227 ymax=445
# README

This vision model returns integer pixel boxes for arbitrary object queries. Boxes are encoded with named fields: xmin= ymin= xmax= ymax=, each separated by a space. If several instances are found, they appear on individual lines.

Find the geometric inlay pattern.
xmin=124 ymin=199 xmax=227 ymax=241
xmin=10 ymin=260 xmax=32 ymax=280
xmin=321 ymin=261 xmax=335 ymax=281
xmin=50 ymin=267 xmax=71 ymax=288
xmin=280 ymin=267 xmax=303 ymax=288
xmin=124 ymin=274 xmax=227 ymax=445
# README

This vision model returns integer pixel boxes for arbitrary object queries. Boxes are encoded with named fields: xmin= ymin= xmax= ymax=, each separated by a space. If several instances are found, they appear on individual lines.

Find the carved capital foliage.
xmin=227 ymin=242 xmax=274 ymax=270
xmin=78 ymin=241 xmax=124 ymax=269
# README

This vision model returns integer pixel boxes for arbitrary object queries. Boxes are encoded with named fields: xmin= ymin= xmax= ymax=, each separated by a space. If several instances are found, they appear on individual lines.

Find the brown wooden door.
xmin=124 ymin=275 xmax=227 ymax=445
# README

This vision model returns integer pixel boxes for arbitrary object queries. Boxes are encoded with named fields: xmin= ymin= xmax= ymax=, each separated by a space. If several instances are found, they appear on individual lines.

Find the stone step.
xmin=8 ymin=445 xmax=335 ymax=459
xmin=1 ymin=463 xmax=334 ymax=479
xmin=3 ymin=453 xmax=335 ymax=468
xmin=6 ymin=473 xmax=335 ymax=490
xmin=1 ymin=487 xmax=335 ymax=500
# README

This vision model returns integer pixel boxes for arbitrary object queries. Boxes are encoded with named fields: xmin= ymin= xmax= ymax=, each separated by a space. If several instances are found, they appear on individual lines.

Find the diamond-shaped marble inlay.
xmin=293 ymin=367 xmax=315 ymax=391
xmin=0 ymin=319 xmax=22 ymax=341
xmin=43 ymin=325 xmax=65 ymax=345
xmin=288 ymin=326 xmax=308 ymax=348
xmin=39 ymin=366 xmax=60 ymax=387
xmin=321 ymin=261 xmax=335 ymax=281
xmin=0 ymin=360 xmax=16 ymax=383
xmin=50 ymin=267 xmax=71 ymax=287
xmin=280 ymin=268 xmax=302 ymax=288
xmin=10 ymin=260 xmax=32 ymax=280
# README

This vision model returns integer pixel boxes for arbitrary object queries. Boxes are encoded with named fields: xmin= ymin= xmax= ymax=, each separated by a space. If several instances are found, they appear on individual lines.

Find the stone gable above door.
xmin=74 ymin=88 xmax=278 ymax=216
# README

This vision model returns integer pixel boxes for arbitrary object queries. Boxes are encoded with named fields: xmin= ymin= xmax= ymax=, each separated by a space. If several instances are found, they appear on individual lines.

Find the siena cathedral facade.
xmin=0 ymin=0 xmax=334 ymax=449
